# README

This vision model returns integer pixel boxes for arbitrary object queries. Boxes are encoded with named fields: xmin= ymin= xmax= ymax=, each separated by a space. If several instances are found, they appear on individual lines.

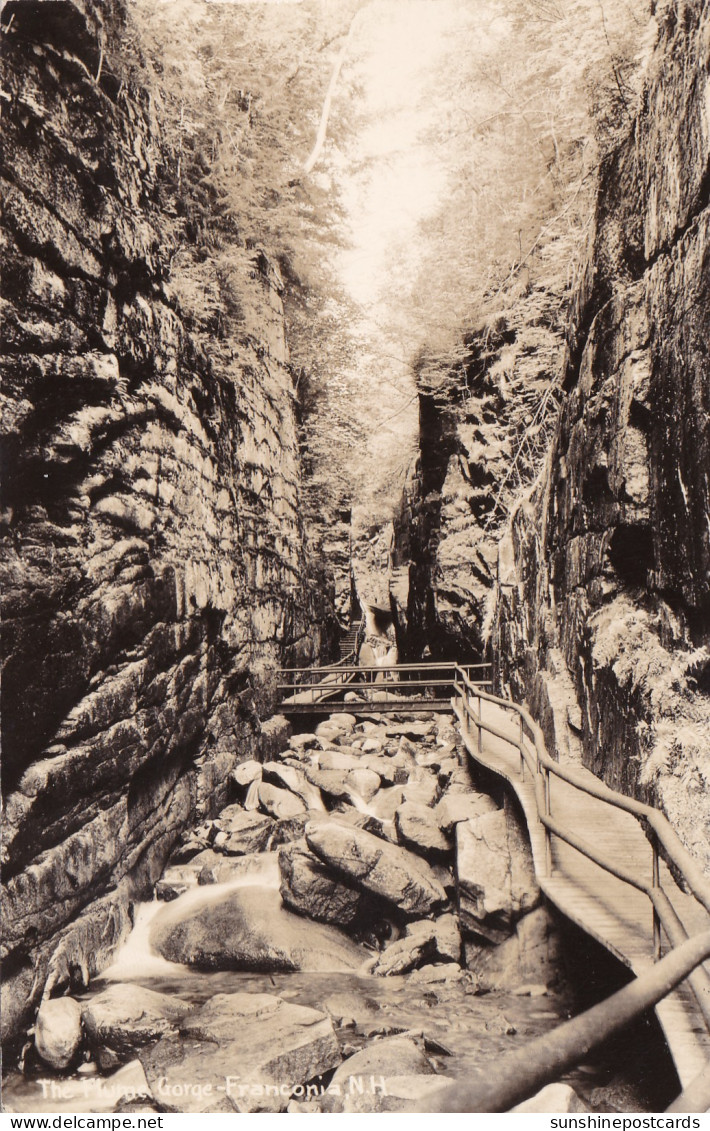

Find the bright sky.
xmin=323 ymin=0 xmax=465 ymax=512
xmin=337 ymin=0 xmax=461 ymax=307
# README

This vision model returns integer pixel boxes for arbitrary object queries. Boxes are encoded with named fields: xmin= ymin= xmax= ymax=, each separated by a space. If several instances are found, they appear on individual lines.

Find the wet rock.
xmin=197 ymin=851 xmax=271 ymax=886
xmin=232 ymin=760 xmax=263 ymax=788
xmin=466 ymin=907 xmax=561 ymax=991
xmin=321 ymin=1036 xmax=435 ymax=1112
xmin=512 ymin=1083 xmax=590 ymax=1113
xmin=409 ymin=964 xmax=463 ymax=985
xmin=81 ymin=984 xmax=191 ymax=1071
xmin=395 ymin=802 xmax=451 ymax=859
xmin=456 ymin=810 xmax=539 ymax=942
xmin=34 ymin=997 xmax=82 ymax=1069
xmin=304 ymin=765 xmax=379 ymax=805
xmin=257 ymin=782 xmax=307 ymax=820
xmin=322 ymin=993 xmax=381 ymax=1027
xmin=435 ymin=792 xmax=499 ymax=835
xmin=279 ymin=839 xmax=363 ymax=926
xmin=149 ymin=885 xmax=364 ymax=972
xmin=261 ymin=763 xmax=325 ymax=810
xmin=141 ymin=992 xmax=341 ymax=1113
xmin=216 ymin=808 xmax=275 ymax=855
xmin=306 ymin=819 xmax=447 ymax=917
xmin=156 ymin=850 xmax=223 ymax=899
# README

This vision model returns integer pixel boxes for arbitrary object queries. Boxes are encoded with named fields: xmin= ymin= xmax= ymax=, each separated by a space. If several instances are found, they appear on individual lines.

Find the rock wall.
xmin=493 ymin=0 xmax=710 ymax=861
xmin=0 ymin=0 xmax=335 ymax=1042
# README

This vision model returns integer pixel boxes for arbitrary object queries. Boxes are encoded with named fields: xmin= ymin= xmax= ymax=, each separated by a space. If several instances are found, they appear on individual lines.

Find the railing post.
xmin=477 ymin=696 xmax=483 ymax=752
xmin=544 ymin=765 xmax=552 ymax=876
xmin=519 ymin=713 xmax=524 ymax=779
xmin=651 ymin=833 xmax=662 ymax=961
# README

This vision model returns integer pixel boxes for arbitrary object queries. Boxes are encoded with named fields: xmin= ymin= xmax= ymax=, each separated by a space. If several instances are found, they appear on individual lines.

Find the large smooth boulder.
xmin=367 ymin=786 xmax=406 ymax=822
xmin=261 ymin=763 xmax=325 ymax=811
xmin=215 ymin=808 xmax=275 ymax=855
xmin=279 ymin=839 xmax=363 ymax=926
xmin=304 ymin=766 xmax=379 ymax=806
xmin=321 ymin=1036 xmax=435 ymax=1113
xmin=305 ymin=820 xmax=447 ymax=917
xmin=435 ymin=792 xmax=498 ymax=835
xmin=141 ymin=992 xmax=341 ymax=1113
xmin=232 ymin=760 xmax=262 ymax=788
xmin=288 ymin=733 xmax=319 ymax=752
xmin=34 ymin=997 xmax=82 ymax=1069
xmin=149 ymin=885 xmax=364 ymax=972
xmin=81 ymin=984 xmax=191 ymax=1071
xmin=258 ymin=782 xmax=307 ymax=820
xmin=456 ymin=809 xmax=539 ymax=942
xmin=395 ymin=802 xmax=451 ymax=859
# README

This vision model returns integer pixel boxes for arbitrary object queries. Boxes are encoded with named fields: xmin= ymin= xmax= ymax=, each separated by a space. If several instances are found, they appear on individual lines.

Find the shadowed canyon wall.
xmin=492 ymin=0 xmax=710 ymax=859
xmin=0 ymin=0 xmax=335 ymax=1041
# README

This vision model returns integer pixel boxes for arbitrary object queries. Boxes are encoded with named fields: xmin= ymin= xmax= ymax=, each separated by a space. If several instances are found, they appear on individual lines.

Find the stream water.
xmin=2 ymin=714 xmax=665 ymax=1114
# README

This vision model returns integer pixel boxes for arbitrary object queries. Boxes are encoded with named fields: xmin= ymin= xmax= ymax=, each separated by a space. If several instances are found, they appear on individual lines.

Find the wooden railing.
xmin=451 ymin=667 xmax=710 ymax=1035
xmin=277 ymin=660 xmax=491 ymax=698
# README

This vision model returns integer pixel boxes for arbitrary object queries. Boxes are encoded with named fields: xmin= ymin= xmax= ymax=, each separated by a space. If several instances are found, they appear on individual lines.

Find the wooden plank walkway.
xmin=454 ymin=700 xmax=710 ymax=1088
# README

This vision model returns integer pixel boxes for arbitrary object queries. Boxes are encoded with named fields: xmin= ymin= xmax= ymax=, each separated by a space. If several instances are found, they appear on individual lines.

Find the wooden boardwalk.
xmin=454 ymin=699 xmax=710 ymax=1088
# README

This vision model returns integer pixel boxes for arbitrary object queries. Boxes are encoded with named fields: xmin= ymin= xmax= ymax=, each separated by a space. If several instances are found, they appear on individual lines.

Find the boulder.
xmin=321 ymin=1036 xmax=435 ymax=1112
xmin=395 ymin=802 xmax=451 ymax=859
xmin=279 ymin=839 xmax=363 ymax=926
xmin=288 ymin=733 xmax=319 ymax=752
xmin=385 ymin=722 xmax=435 ymax=740
xmin=216 ymin=808 xmax=275 ymax=855
xmin=409 ymin=964 xmax=463 ymax=985
xmin=258 ymin=782 xmax=307 ymax=820
xmin=435 ymin=792 xmax=498 ymax=835
xmin=361 ymin=737 xmax=384 ymax=753
xmin=169 ymin=821 xmax=220 ymax=863
xmin=261 ymin=762 xmax=325 ymax=810
xmin=330 ymin=712 xmax=357 ymax=729
xmin=360 ymin=754 xmax=396 ymax=784
xmin=81 ymin=984 xmax=191 ymax=1071
xmin=466 ymin=907 xmax=561 ymax=991
xmin=34 ymin=997 xmax=82 ymax=1069
xmin=316 ymin=749 xmax=361 ymax=772
xmin=372 ymin=915 xmax=460 ymax=974
xmin=367 ymin=786 xmax=406 ymax=822
xmin=512 ymin=1083 xmax=590 ymax=1113
xmin=305 ymin=820 xmax=447 ymax=917
xmin=456 ymin=810 xmax=539 ymax=942
xmin=141 ymin=993 xmax=341 ymax=1113
xmin=197 ymin=851 xmax=277 ymax=886
xmin=348 ymin=767 xmax=381 ymax=803
xmin=232 ymin=760 xmax=262 ymax=788
xmin=156 ymin=850 xmax=222 ymax=900
xmin=401 ymin=777 xmax=439 ymax=808
xmin=149 ymin=885 xmax=365 ymax=972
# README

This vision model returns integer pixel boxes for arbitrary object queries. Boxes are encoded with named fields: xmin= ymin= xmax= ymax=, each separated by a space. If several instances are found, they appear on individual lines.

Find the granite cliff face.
xmin=492 ymin=0 xmax=710 ymax=857
xmin=0 ymin=0 xmax=334 ymax=1041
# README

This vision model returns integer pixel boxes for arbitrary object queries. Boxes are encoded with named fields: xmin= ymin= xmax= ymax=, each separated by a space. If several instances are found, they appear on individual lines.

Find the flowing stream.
xmin=3 ymin=714 xmax=664 ymax=1114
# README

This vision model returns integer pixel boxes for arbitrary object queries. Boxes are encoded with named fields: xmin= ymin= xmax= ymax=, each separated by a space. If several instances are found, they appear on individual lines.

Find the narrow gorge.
xmin=1 ymin=0 xmax=709 ymax=1117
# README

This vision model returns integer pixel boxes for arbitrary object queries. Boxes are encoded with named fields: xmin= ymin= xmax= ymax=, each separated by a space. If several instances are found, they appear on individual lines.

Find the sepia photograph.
xmin=1 ymin=0 xmax=710 ymax=1119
